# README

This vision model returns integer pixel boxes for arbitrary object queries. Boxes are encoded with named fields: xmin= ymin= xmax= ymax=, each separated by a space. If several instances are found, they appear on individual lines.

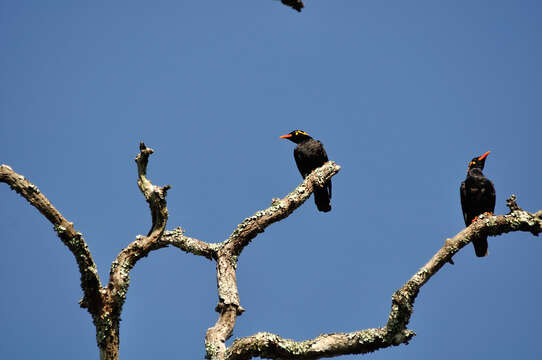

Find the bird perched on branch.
xmin=460 ymin=151 xmax=496 ymax=257
xmin=280 ymin=130 xmax=331 ymax=212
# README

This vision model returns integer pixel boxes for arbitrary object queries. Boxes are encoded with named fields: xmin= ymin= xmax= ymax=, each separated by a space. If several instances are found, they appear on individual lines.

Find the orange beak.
xmin=279 ymin=134 xmax=292 ymax=139
xmin=478 ymin=151 xmax=490 ymax=161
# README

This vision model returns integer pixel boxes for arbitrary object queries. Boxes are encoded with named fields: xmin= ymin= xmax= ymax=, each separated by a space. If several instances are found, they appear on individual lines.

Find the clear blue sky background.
xmin=1 ymin=1 xmax=541 ymax=359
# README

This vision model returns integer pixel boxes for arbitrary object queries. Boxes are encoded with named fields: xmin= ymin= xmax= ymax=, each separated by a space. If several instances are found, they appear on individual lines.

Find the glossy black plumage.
xmin=460 ymin=151 xmax=496 ymax=257
xmin=280 ymin=130 xmax=331 ymax=212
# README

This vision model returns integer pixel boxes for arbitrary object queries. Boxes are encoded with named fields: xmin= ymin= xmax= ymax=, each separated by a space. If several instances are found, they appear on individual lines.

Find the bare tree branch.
xmin=225 ymin=161 xmax=341 ymax=257
xmin=2 ymin=144 xmax=219 ymax=360
xmin=108 ymin=142 xmax=171 ymax=303
xmin=107 ymin=143 xmax=217 ymax=305
xmin=224 ymin=196 xmax=542 ymax=360
xmin=95 ymin=142 xmax=174 ymax=360
xmin=0 ymin=164 xmax=103 ymax=313
xmin=226 ymin=329 xmax=400 ymax=360
xmin=205 ymin=162 xmax=342 ymax=360
xmin=161 ymin=227 xmax=219 ymax=260
xmin=5 ymin=144 xmax=541 ymax=360
xmin=386 ymin=195 xmax=542 ymax=340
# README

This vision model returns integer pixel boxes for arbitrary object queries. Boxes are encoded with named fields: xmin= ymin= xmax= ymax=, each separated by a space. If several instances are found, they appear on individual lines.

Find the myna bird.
xmin=280 ymin=130 xmax=331 ymax=212
xmin=460 ymin=151 xmax=496 ymax=257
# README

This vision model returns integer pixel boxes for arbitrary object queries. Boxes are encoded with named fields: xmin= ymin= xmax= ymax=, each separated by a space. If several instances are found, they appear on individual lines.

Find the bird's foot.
xmin=472 ymin=212 xmax=493 ymax=223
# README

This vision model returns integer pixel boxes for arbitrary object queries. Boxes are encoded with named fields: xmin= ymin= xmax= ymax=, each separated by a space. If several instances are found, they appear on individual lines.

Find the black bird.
xmin=280 ymin=130 xmax=331 ymax=212
xmin=460 ymin=151 xmax=496 ymax=257
xmin=281 ymin=0 xmax=304 ymax=12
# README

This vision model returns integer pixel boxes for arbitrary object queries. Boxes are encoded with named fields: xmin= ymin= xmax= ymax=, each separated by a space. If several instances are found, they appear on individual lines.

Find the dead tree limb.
xmin=3 ymin=145 xmax=540 ymax=360
xmin=0 ymin=143 xmax=214 ymax=360
xmin=0 ymin=164 xmax=103 ymax=314
xmin=96 ymin=142 xmax=171 ymax=359
xmin=223 ymin=196 xmax=542 ymax=360
xmin=0 ymin=145 xmax=341 ymax=360
xmin=205 ymin=161 xmax=342 ymax=360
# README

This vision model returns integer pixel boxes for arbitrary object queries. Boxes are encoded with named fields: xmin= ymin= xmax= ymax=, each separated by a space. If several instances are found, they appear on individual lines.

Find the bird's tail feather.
xmin=472 ymin=235 xmax=489 ymax=257
xmin=314 ymin=186 xmax=331 ymax=212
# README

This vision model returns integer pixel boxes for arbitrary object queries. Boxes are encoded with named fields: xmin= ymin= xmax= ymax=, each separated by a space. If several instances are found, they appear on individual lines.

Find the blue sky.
xmin=1 ymin=1 xmax=541 ymax=359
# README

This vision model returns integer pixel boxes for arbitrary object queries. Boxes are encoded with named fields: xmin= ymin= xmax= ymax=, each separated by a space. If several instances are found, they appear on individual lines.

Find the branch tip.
xmin=506 ymin=194 xmax=521 ymax=212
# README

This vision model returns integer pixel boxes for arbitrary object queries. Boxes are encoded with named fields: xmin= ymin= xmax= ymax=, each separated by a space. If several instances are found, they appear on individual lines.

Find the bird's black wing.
xmin=461 ymin=176 xmax=495 ymax=226
xmin=294 ymin=139 xmax=332 ymax=212
xmin=316 ymin=140 xmax=332 ymax=199
xmin=460 ymin=180 xmax=470 ymax=226
xmin=318 ymin=140 xmax=329 ymax=163
xmin=462 ymin=174 xmax=494 ymax=258
xmin=293 ymin=147 xmax=311 ymax=178
xmin=486 ymin=178 xmax=496 ymax=213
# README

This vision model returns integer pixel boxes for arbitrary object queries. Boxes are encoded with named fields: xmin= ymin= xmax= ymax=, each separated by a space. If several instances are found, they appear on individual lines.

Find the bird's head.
xmin=279 ymin=130 xmax=312 ymax=144
xmin=467 ymin=151 xmax=490 ymax=171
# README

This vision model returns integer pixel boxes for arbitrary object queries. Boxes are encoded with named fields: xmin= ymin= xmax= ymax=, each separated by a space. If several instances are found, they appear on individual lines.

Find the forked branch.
xmin=2 ymin=144 xmax=218 ymax=360
xmin=108 ymin=142 xmax=172 ymax=307
xmin=205 ymin=162 xmax=342 ymax=360
xmin=4 ymin=146 xmax=541 ymax=360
